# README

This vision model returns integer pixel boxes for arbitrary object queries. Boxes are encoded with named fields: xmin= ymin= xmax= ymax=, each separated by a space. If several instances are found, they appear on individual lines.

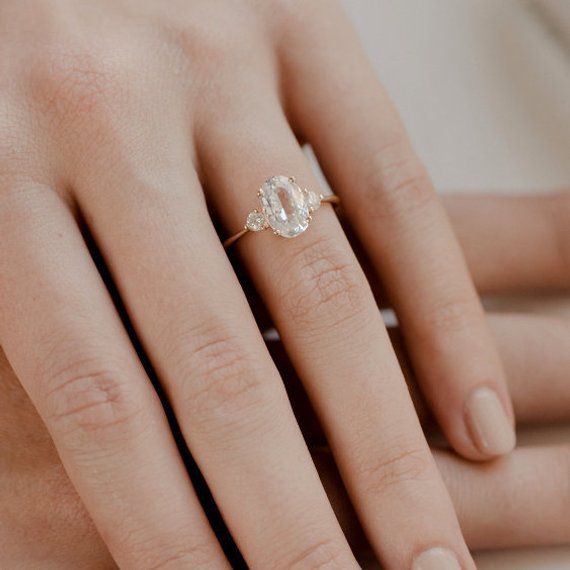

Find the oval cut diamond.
xmin=260 ymin=175 xmax=310 ymax=238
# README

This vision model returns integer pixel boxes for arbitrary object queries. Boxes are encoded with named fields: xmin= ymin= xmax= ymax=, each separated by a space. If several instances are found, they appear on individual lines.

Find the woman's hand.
xmin=1 ymin=330 xmax=568 ymax=569
xmin=2 ymin=194 xmax=569 ymax=569
xmin=0 ymin=1 xmax=518 ymax=567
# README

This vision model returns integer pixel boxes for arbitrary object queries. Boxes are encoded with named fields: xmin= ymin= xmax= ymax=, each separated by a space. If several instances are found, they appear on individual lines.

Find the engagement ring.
xmin=224 ymin=175 xmax=340 ymax=249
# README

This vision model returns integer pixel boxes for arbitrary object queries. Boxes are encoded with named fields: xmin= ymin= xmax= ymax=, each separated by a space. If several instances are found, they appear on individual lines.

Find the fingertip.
xmin=465 ymin=386 xmax=516 ymax=457
xmin=412 ymin=547 xmax=462 ymax=570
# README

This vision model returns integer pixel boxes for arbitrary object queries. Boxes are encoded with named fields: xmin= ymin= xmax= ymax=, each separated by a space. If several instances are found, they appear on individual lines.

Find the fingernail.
xmin=413 ymin=547 xmax=461 ymax=570
xmin=466 ymin=386 xmax=516 ymax=456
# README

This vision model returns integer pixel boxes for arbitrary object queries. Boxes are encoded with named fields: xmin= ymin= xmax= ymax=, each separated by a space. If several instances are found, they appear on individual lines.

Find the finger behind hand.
xmin=268 ymin=312 xmax=570 ymax=443
xmin=314 ymin=444 xmax=570 ymax=555
xmin=444 ymin=193 xmax=570 ymax=294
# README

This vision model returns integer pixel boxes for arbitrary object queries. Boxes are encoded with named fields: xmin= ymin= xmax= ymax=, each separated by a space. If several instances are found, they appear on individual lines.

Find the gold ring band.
xmin=224 ymin=175 xmax=340 ymax=249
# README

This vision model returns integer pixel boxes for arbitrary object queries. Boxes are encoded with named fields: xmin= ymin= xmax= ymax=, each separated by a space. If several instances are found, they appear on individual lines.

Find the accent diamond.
xmin=246 ymin=210 xmax=267 ymax=232
xmin=260 ymin=175 xmax=310 ymax=238
xmin=306 ymin=189 xmax=322 ymax=211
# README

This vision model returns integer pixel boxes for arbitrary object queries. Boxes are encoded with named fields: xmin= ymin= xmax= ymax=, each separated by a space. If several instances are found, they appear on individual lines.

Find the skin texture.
xmin=2 ymin=317 xmax=570 ymax=568
xmin=1 ymin=192 xmax=568 ymax=568
xmin=0 ymin=0 xmax=518 ymax=567
xmin=1 ymin=310 xmax=569 ymax=567
xmin=0 ymin=0 xmax=564 ymax=567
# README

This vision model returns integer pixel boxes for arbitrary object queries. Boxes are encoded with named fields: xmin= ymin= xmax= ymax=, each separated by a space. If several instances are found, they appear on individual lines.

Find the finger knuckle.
xmin=27 ymin=46 xmax=124 ymax=126
xmin=169 ymin=9 xmax=257 ymax=69
xmin=364 ymin=139 xmax=435 ymax=220
xmin=355 ymin=444 xmax=431 ymax=496
xmin=266 ymin=0 xmax=334 ymax=29
xmin=419 ymin=297 xmax=481 ymax=351
xmin=266 ymin=0 xmax=307 ymax=23
xmin=175 ymin=322 xmax=270 ymax=426
xmin=280 ymin=236 xmax=371 ymax=332
xmin=142 ymin=542 xmax=222 ymax=570
xmin=42 ymin=357 xmax=142 ymax=438
xmin=286 ymin=538 xmax=348 ymax=570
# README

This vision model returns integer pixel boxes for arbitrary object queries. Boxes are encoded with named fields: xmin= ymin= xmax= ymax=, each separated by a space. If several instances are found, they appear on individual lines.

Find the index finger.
xmin=0 ymin=185 xmax=228 ymax=569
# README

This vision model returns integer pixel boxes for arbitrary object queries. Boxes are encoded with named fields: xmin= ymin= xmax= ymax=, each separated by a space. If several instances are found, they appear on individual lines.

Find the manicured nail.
xmin=413 ymin=547 xmax=461 ymax=570
xmin=466 ymin=386 xmax=516 ymax=456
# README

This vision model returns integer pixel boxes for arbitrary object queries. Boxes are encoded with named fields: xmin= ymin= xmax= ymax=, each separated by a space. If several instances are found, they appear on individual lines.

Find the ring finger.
xmin=198 ymin=95 xmax=474 ymax=569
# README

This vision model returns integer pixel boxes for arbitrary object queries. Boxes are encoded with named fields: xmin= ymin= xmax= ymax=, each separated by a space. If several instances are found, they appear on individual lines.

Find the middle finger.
xmin=73 ymin=129 xmax=356 ymax=566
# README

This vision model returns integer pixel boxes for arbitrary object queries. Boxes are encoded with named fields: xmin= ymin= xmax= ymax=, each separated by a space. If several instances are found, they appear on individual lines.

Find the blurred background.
xmin=341 ymin=1 xmax=570 ymax=568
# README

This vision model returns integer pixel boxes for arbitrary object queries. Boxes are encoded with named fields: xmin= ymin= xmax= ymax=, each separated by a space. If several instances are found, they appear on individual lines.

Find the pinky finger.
xmin=282 ymin=0 xmax=515 ymax=461
xmin=435 ymin=445 xmax=570 ymax=550
xmin=443 ymin=192 xmax=570 ymax=294
xmin=314 ymin=444 xmax=570 ymax=555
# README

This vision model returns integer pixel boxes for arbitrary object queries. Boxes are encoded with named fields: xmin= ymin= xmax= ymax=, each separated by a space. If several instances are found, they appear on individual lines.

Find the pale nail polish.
xmin=466 ymin=386 xmax=516 ymax=456
xmin=413 ymin=547 xmax=461 ymax=570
